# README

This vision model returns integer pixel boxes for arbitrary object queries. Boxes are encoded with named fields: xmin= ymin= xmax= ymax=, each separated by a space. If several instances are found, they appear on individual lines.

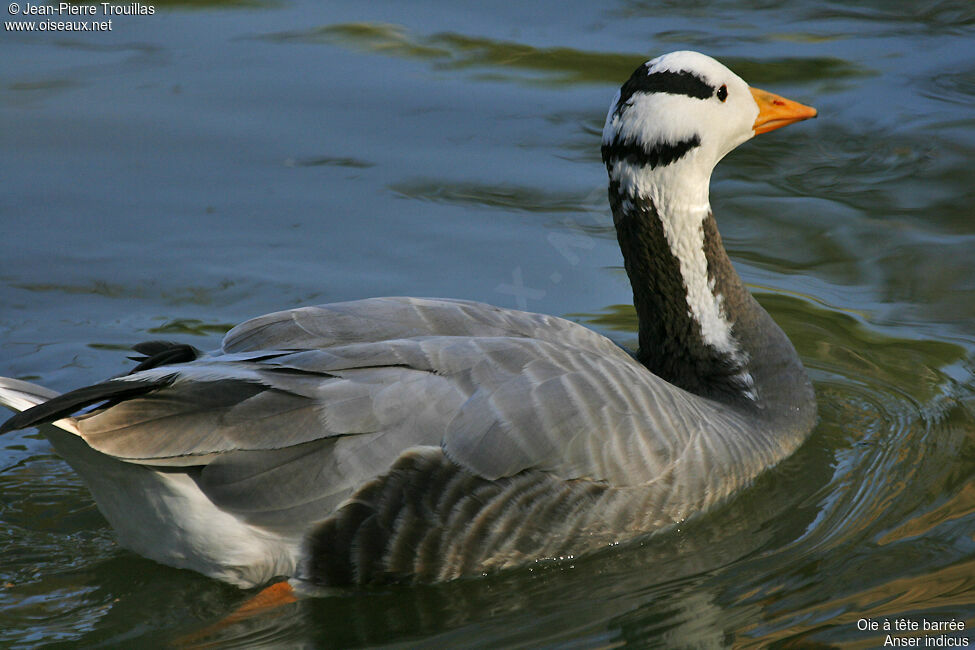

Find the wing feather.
xmin=10 ymin=298 xmax=762 ymax=501
xmin=222 ymin=297 xmax=631 ymax=362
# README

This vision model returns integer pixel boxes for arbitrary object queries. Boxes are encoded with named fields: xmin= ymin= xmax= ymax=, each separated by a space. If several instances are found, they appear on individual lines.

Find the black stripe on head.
xmin=614 ymin=65 xmax=715 ymax=119
xmin=601 ymin=134 xmax=701 ymax=172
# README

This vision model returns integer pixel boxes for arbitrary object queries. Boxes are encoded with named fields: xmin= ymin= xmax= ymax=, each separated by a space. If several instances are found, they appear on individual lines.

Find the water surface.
xmin=2 ymin=0 xmax=975 ymax=646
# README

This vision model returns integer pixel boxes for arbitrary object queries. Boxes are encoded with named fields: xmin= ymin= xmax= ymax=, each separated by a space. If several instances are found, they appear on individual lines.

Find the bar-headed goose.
xmin=0 ymin=51 xmax=817 ymax=595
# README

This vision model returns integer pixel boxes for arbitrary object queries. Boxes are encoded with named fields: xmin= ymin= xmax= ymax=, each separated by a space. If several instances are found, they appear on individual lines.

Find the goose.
xmin=0 ymin=51 xmax=818 ymax=598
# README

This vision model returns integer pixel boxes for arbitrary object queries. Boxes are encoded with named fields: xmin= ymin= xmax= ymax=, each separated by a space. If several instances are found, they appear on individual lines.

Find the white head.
xmin=602 ymin=51 xmax=816 ymax=209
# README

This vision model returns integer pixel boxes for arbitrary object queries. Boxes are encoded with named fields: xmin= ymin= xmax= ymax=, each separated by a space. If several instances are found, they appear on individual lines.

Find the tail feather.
xmin=0 ymin=377 xmax=80 ymax=435
xmin=0 ymin=375 xmax=175 ymax=435
xmin=1 ymin=341 xmax=199 ymax=436
xmin=127 ymin=341 xmax=201 ymax=374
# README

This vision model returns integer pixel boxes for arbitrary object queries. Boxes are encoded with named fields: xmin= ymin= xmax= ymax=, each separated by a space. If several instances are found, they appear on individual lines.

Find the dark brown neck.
xmin=609 ymin=182 xmax=815 ymax=424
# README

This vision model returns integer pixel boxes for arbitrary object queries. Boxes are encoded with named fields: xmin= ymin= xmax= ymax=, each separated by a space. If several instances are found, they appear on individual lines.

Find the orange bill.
xmin=750 ymin=87 xmax=817 ymax=135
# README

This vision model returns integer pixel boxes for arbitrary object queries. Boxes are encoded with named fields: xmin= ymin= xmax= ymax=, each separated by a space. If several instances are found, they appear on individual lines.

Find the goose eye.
xmin=717 ymin=85 xmax=728 ymax=102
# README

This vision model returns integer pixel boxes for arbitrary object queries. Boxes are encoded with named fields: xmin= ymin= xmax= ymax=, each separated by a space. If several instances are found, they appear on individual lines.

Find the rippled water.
xmin=2 ymin=0 xmax=975 ymax=647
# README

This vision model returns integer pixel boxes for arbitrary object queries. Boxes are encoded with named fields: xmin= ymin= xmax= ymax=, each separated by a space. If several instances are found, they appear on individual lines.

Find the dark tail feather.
xmin=0 ymin=374 xmax=176 ymax=435
xmin=127 ymin=341 xmax=201 ymax=374
xmin=1 ymin=340 xmax=199 ymax=435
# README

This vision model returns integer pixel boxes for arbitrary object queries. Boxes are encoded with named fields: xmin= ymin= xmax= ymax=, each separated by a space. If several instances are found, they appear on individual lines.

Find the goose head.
xmin=601 ymin=50 xmax=817 ymax=211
